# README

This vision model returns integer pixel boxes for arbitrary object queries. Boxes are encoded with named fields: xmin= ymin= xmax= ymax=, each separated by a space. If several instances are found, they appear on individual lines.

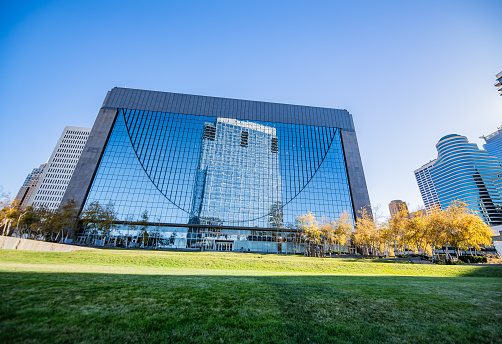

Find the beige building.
xmin=389 ymin=200 xmax=408 ymax=217
xmin=14 ymin=164 xmax=46 ymax=209
xmin=27 ymin=126 xmax=91 ymax=210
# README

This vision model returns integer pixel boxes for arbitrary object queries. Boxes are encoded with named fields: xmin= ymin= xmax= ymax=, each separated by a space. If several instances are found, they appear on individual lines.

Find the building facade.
xmin=27 ymin=126 xmax=91 ymax=210
xmin=14 ymin=164 xmax=46 ymax=209
xmin=62 ymin=88 xmax=371 ymax=251
xmin=414 ymin=160 xmax=440 ymax=211
xmin=495 ymin=71 xmax=502 ymax=96
xmin=415 ymin=134 xmax=502 ymax=226
xmin=190 ymin=117 xmax=283 ymax=228
xmin=388 ymin=200 xmax=408 ymax=217
xmin=481 ymin=127 xmax=502 ymax=166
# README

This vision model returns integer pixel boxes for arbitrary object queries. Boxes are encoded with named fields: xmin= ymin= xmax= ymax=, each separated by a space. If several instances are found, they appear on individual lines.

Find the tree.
xmin=101 ymin=203 xmax=119 ymax=238
xmin=447 ymin=202 xmax=494 ymax=257
xmin=16 ymin=206 xmax=40 ymax=239
xmin=55 ymin=199 xmax=80 ymax=242
xmin=33 ymin=205 xmax=55 ymax=241
xmin=407 ymin=209 xmax=430 ymax=256
xmin=334 ymin=211 xmax=352 ymax=252
xmin=353 ymin=207 xmax=381 ymax=256
xmin=296 ymin=212 xmax=320 ymax=243
xmin=81 ymin=202 xmax=118 ymax=244
xmin=138 ymin=210 xmax=149 ymax=248
xmin=320 ymin=216 xmax=335 ymax=254
xmin=296 ymin=212 xmax=321 ymax=256
xmin=387 ymin=205 xmax=410 ymax=256
xmin=1 ymin=200 xmax=21 ymax=237
xmin=81 ymin=201 xmax=101 ymax=242
xmin=319 ymin=211 xmax=353 ymax=255
xmin=124 ymin=215 xmax=136 ymax=247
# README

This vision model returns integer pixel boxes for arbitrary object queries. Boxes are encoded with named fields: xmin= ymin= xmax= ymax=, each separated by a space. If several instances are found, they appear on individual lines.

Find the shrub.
xmin=458 ymin=255 xmax=488 ymax=264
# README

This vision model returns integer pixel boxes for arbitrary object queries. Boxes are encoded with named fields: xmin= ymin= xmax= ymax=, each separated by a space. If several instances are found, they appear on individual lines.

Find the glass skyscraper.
xmin=481 ymin=127 xmax=502 ymax=166
xmin=190 ymin=117 xmax=283 ymax=228
xmin=415 ymin=134 xmax=502 ymax=225
xmin=62 ymin=88 xmax=371 ymax=252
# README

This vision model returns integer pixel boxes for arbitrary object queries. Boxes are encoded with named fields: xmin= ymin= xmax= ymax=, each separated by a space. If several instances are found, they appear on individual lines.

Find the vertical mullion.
xmin=129 ymin=110 xmax=142 ymax=145
xmin=152 ymin=112 xmax=169 ymax=185
xmin=160 ymin=112 xmax=175 ymax=194
xmin=145 ymin=111 xmax=161 ymax=173
xmin=137 ymin=111 xmax=154 ymax=162
xmin=132 ymin=110 xmax=147 ymax=149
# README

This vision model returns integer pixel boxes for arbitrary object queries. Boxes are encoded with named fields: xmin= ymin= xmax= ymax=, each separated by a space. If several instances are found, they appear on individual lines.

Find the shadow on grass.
xmin=457 ymin=265 xmax=502 ymax=277
xmin=0 ymin=271 xmax=501 ymax=344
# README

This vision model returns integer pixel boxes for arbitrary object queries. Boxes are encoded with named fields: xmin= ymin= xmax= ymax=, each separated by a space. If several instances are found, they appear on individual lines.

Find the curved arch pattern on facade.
xmin=121 ymin=108 xmax=340 ymax=223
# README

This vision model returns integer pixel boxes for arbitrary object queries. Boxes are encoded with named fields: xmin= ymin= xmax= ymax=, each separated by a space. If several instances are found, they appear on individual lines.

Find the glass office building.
xmin=190 ymin=117 xmax=282 ymax=228
xmin=63 ymin=88 xmax=370 ymax=252
xmin=482 ymin=127 xmax=502 ymax=166
xmin=419 ymin=134 xmax=502 ymax=226
xmin=414 ymin=160 xmax=440 ymax=211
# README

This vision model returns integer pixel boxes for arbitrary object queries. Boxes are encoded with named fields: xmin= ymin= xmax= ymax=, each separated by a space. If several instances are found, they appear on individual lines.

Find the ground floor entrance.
xmin=215 ymin=240 xmax=233 ymax=251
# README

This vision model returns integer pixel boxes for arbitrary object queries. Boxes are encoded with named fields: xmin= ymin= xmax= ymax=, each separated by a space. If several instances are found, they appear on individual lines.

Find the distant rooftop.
xmin=438 ymin=134 xmax=461 ymax=142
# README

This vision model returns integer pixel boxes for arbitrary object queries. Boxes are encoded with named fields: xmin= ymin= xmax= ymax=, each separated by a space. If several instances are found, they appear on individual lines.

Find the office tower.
xmin=27 ymin=126 xmax=91 ymax=210
xmin=495 ymin=71 xmax=502 ymax=96
xmin=414 ymin=160 xmax=440 ymax=211
xmin=416 ymin=134 xmax=502 ymax=226
xmin=481 ymin=127 xmax=502 ymax=166
xmin=62 ymin=87 xmax=371 ymax=251
xmin=190 ymin=118 xmax=282 ymax=227
xmin=14 ymin=164 xmax=46 ymax=209
xmin=388 ymin=200 xmax=408 ymax=217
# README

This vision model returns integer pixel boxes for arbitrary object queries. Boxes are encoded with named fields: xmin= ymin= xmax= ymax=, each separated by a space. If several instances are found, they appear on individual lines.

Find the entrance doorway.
xmin=215 ymin=241 xmax=233 ymax=251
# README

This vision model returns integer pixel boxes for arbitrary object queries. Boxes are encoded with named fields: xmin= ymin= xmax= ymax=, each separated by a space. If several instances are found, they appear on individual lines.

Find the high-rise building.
xmin=62 ymin=87 xmax=371 ymax=251
xmin=14 ymin=164 xmax=46 ymax=209
xmin=27 ymin=126 xmax=91 ymax=210
xmin=190 ymin=117 xmax=282 ymax=228
xmin=388 ymin=200 xmax=408 ymax=217
xmin=415 ymin=134 xmax=502 ymax=226
xmin=414 ymin=160 xmax=440 ymax=211
xmin=495 ymin=71 xmax=502 ymax=96
xmin=481 ymin=127 xmax=502 ymax=166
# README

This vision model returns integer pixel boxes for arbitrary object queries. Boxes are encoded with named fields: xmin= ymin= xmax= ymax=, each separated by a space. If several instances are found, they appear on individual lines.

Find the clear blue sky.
xmin=1 ymin=0 xmax=501 ymax=217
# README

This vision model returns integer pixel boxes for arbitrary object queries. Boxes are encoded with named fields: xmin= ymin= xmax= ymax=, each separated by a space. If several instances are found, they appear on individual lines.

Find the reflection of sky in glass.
xmin=84 ymin=109 xmax=354 ymax=227
xmin=191 ymin=117 xmax=282 ymax=227
xmin=431 ymin=135 xmax=502 ymax=226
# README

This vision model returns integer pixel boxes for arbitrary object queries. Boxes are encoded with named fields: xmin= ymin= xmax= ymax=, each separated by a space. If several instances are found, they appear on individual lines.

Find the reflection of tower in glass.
xmin=190 ymin=117 xmax=282 ymax=227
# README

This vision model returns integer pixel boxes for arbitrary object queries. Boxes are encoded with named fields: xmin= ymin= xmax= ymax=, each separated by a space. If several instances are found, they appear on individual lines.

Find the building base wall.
xmin=0 ymin=236 xmax=95 ymax=252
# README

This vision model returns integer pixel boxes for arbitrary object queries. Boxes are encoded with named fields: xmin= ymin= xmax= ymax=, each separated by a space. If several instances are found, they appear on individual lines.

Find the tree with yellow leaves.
xmin=416 ymin=201 xmax=494 ymax=261
xmin=446 ymin=202 xmax=494 ymax=258
xmin=296 ymin=212 xmax=321 ymax=256
xmin=0 ymin=200 xmax=21 ymax=237
xmin=407 ymin=209 xmax=431 ymax=256
xmin=296 ymin=211 xmax=320 ymax=244
xmin=319 ymin=216 xmax=335 ymax=254
xmin=353 ymin=207 xmax=382 ymax=256
xmin=334 ymin=211 xmax=352 ymax=252
xmin=387 ymin=206 xmax=410 ymax=255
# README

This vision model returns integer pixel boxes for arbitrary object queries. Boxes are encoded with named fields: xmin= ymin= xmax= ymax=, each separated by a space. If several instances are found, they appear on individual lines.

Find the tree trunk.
xmin=6 ymin=220 xmax=12 ymax=236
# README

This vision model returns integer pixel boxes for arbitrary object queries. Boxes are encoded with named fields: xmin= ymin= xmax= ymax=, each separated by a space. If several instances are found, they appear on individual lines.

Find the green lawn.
xmin=0 ymin=249 xmax=501 ymax=343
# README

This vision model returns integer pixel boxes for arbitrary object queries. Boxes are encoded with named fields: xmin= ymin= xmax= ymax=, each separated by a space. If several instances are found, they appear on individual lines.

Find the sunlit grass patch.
xmin=0 ymin=249 xmax=501 ymax=277
xmin=0 ymin=249 xmax=501 ymax=343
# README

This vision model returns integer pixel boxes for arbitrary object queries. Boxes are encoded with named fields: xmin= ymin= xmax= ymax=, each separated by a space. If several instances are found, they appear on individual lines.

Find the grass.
xmin=0 ymin=249 xmax=501 ymax=343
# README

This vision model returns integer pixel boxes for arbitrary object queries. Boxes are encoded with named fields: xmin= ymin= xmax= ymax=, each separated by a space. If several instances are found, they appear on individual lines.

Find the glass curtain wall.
xmin=82 ymin=109 xmax=354 ymax=251
xmin=431 ymin=134 xmax=502 ymax=226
